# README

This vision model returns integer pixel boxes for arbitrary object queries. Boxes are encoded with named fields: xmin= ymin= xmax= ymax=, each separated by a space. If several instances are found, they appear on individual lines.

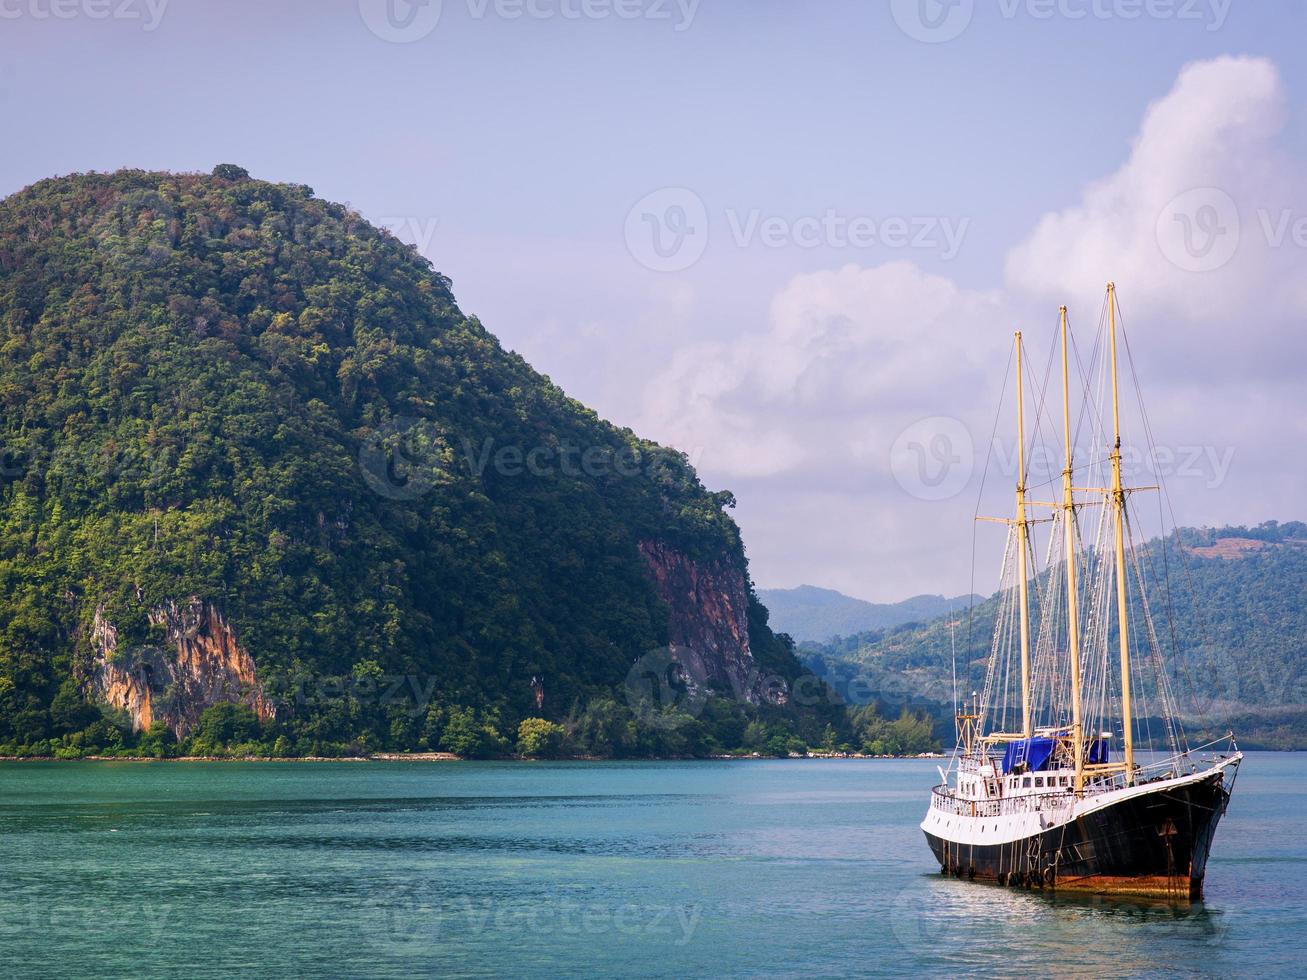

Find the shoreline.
xmin=0 ymin=752 xmax=949 ymax=764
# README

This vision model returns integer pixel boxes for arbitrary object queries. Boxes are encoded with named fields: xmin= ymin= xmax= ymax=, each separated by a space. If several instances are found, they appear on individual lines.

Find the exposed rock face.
xmin=638 ymin=540 xmax=757 ymax=701
xmin=88 ymin=599 xmax=274 ymax=737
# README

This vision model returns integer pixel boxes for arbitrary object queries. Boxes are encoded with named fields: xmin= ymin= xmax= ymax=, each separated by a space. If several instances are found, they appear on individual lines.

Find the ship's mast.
xmin=1014 ymin=332 xmax=1032 ymax=738
xmin=1107 ymin=283 xmax=1136 ymax=785
xmin=1060 ymin=306 xmax=1086 ymax=794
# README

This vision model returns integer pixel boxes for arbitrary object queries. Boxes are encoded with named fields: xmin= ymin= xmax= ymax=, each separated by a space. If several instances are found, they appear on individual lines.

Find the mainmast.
xmin=1107 ymin=283 xmax=1136 ymax=784
xmin=1060 ymin=306 xmax=1086 ymax=794
xmin=1014 ymin=332 xmax=1032 ymax=738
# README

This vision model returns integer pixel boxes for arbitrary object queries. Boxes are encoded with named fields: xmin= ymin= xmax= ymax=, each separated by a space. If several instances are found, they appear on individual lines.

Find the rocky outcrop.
xmin=638 ymin=540 xmax=757 ymax=701
xmin=88 ymin=599 xmax=274 ymax=737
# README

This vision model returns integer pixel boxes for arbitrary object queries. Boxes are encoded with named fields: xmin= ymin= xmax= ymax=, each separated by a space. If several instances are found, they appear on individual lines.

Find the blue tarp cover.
xmin=1001 ymin=737 xmax=1056 ymax=774
xmin=1001 ymin=736 xmax=1110 ymax=773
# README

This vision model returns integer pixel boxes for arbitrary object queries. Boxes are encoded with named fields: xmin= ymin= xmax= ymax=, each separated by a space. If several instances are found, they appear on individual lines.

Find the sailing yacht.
xmin=920 ymin=284 xmax=1241 ymax=900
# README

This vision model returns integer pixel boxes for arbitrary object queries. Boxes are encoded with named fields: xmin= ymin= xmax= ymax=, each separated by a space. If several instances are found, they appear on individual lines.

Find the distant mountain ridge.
xmin=799 ymin=521 xmax=1307 ymax=749
xmin=757 ymin=585 xmax=982 ymax=643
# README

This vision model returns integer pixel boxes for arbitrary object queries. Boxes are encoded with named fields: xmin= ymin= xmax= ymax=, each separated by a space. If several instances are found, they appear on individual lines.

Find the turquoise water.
xmin=1 ymin=755 xmax=1303 ymax=978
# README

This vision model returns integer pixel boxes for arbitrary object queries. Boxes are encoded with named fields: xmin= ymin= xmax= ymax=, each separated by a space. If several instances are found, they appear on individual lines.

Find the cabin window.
xmin=1034 ymin=777 xmax=1044 ymax=788
xmin=1022 ymin=777 xmax=1032 ymax=788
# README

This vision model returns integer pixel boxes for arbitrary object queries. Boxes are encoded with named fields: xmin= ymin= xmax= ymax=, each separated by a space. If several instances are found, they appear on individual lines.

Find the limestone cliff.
xmin=88 ymin=599 xmax=274 ymax=738
xmin=638 ymin=540 xmax=758 ymax=701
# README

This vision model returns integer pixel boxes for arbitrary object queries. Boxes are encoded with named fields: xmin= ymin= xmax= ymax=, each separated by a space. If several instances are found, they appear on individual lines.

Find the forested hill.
xmin=801 ymin=522 xmax=1307 ymax=749
xmin=0 ymin=166 xmax=847 ymax=760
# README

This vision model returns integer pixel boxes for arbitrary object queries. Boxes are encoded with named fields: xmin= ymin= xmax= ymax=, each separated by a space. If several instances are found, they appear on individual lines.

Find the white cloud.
xmin=642 ymin=261 xmax=1006 ymax=482
xmin=639 ymin=55 xmax=1307 ymax=600
xmin=1006 ymin=56 xmax=1301 ymax=331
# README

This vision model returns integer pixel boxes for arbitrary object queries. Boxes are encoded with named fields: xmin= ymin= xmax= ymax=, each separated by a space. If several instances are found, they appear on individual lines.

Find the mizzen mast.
xmin=1060 ymin=305 xmax=1086 ymax=794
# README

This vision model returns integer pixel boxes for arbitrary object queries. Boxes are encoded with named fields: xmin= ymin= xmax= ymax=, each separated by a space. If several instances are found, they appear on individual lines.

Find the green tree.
xmin=516 ymin=718 xmax=565 ymax=758
xmin=439 ymin=706 xmax=505 ymax=758
xmin=189 ymin=703 xmax=261 ymax=754
xmin=49 ymin=679 xmax=101 ymax=735
xmin=138 ymin=720 xmax=176 ymax=759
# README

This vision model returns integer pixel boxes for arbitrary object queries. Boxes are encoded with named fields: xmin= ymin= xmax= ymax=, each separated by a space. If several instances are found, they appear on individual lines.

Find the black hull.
xmin=924 ymin=771 xmax=1233 ymax=900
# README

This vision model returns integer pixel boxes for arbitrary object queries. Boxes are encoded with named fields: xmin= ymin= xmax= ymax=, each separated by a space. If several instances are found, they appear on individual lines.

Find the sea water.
xmin=1 ymin=754 xmax=1302 ymax=977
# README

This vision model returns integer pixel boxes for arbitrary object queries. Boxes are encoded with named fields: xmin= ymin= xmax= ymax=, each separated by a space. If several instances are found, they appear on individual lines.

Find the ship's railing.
xmin=932 ymin=734 xmax=1241 ymax=817
xmin=930 ymin=786 xmax=1076 ymax=819
xmin=1091 ymin=734 xmax=1242 ymax=791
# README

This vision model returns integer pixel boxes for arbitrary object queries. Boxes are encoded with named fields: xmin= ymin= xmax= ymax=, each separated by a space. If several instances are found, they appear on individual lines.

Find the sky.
xmin=3 ymin=0 xmax=1306 ymax=601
